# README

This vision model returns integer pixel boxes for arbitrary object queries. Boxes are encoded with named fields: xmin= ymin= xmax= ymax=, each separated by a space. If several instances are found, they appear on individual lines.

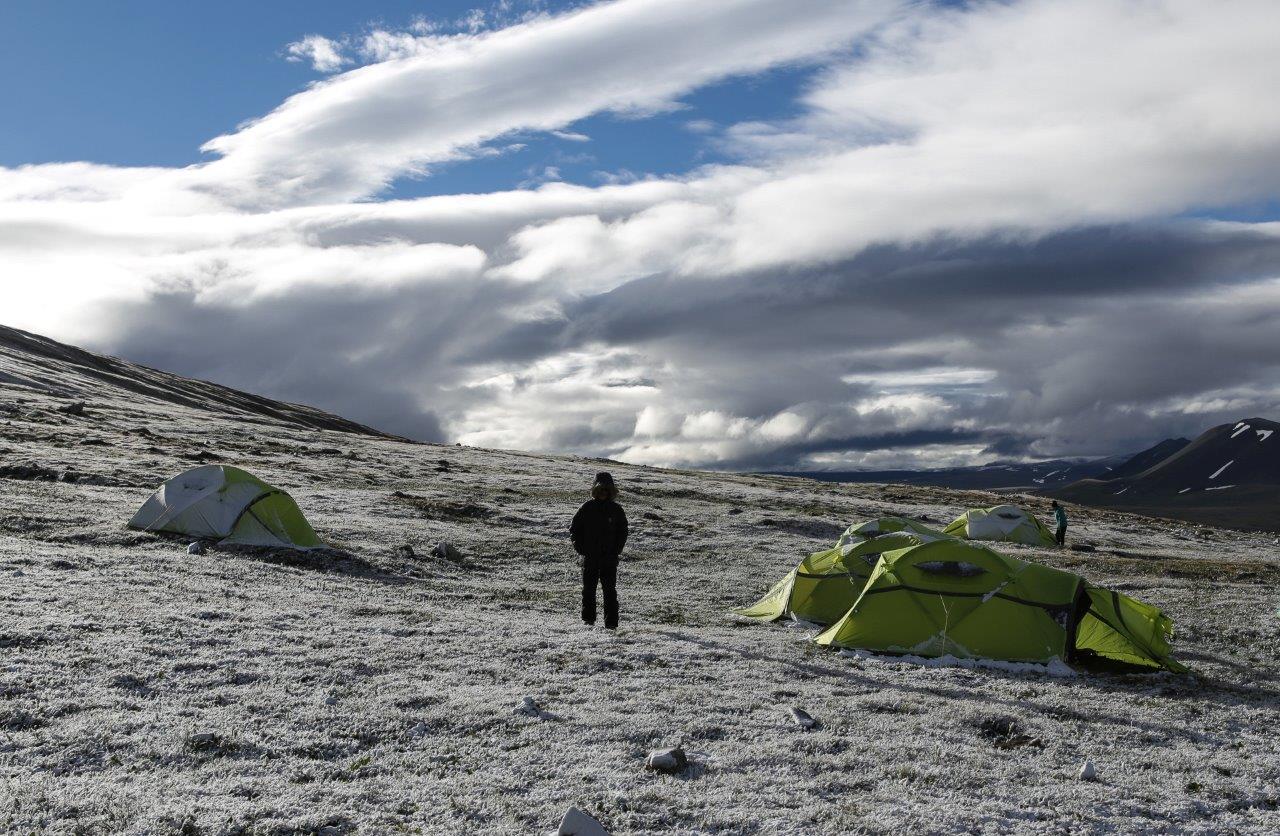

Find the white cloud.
xmin=197 ymin=0 xmax=898 ymax=207
xmin=3 ymin=0 xmax=1280 ymax=468
xmin=284 ymin=35 xmax=350 ymax=73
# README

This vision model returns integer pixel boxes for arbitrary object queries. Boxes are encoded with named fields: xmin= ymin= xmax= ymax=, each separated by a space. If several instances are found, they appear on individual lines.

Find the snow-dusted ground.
xmin=3 ymin=366 xmax=1280 ymax=834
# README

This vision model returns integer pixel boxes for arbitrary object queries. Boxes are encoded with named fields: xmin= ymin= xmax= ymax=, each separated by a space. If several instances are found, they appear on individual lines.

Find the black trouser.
xmin=1056 ymin=524 xmax=1067 ymax=546
xmin=582 ymin=553 xmax=619 ymax=627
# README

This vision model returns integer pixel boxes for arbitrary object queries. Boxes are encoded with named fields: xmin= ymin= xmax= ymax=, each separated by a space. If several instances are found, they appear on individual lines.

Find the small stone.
xmin=433 ymin=541 xmax=461 ymax=561
xmin=643 ymin=512 xmax=662 ymax=521
xmin=186 ymin=542 xmax=206 ymax=556
xmin=644 ymin=747 xmax=688 ymax=774
xmin=396 ymin=544 xmax=416 ymax=559
xmin=187 ymin=732 xmax=219 ymax=751
xmin=324 ymin=695 xmax=338 ymax=706
xmin=406 ymin=722 xmax=429 ymax=738
xmin=554 ymin=806 xmax=611 ymax=836
xmin=515 ymin=696 xmax=551 ymax=720
xmin=788 ymin=706 xmax=817 ymax=730
xmin=1078 ymin=759 xmax=1097 ymax=781
xmin=58 ymin=401 xmax=86 ymax=415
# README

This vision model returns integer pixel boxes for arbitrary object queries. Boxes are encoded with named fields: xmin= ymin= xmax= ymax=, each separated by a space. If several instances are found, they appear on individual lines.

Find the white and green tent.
xmin=735 ymin=517 xmax=952 ymax=625
xmin=944 ymin=504 xmax=1056 ymax=547
xmin=129 ymin=465 xmax=321 ymax=549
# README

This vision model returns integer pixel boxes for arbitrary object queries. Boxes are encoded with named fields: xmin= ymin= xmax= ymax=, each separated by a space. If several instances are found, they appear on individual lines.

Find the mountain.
xmin=2 ymin=324 xmax=1278 ymax=833
xmin=1100 ymin=437 xmax=1191 ymax=481
xmin=0 ymin=324 xmax=398 ymax=439
xmin=1051 ymin=418 xmax=1280 ymax=531
xmin=777 ymin=455 xmax=1131 ymax=491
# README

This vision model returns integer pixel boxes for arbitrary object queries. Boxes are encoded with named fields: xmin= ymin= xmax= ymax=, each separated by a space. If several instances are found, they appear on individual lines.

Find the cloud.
xmin=197 ymin=0 xmax=898 ymax=207
xmin=284 ymin=35 xmax=350 ymax=73
xmin=3 ymin=0 xmax=1280 ymax=471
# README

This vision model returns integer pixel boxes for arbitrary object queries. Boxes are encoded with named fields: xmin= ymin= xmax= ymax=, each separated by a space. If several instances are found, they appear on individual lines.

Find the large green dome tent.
xmin=812 ymin=539 xmax=1185 ymax=672
xmin=128 ymin=465 xmax=322 ymax=549
xmin=735 ymin=517 xmax=952 ymax=625
xmin=944 ymin=503 xmax=1057 ymax=547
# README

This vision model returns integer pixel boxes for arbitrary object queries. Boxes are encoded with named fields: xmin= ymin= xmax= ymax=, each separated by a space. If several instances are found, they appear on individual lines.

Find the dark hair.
xmin=591 ymin=481 xmax=618 ymax=501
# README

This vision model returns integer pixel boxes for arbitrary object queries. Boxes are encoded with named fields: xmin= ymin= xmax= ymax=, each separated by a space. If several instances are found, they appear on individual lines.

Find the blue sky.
xmin=3 ymin=0 xmax=1279 ymax=469
xmin=0 ymin=0 xmax=814 ymax=196
xmin=0 ymin=1 xmax=537 ymax=167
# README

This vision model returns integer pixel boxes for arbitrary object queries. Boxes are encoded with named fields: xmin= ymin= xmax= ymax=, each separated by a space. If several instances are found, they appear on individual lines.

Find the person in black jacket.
xmin=570 ymin=471 xmax=629 ymax=629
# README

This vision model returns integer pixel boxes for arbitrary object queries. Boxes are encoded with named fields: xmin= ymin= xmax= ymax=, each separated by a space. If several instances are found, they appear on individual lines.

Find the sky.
xmin=3 ymin=0 xmax=1280 ymax=471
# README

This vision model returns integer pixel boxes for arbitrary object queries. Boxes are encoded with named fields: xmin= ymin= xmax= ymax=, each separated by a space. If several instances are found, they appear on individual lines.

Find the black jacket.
xmin=570 ymin=499 xmax=629 ymax=558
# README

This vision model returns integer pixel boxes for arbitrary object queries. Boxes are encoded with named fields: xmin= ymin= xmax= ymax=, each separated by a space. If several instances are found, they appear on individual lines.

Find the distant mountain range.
xmin=778 ymin=419 xmax=1280 ymax=532
xmin=777 ymin=437 xmax=1190 ymax=492
xmin=1049 ymin=418 xmax=1280 ymax=532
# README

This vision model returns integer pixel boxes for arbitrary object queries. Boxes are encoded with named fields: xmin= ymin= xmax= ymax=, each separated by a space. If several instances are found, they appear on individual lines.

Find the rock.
xmin=58 ymin=401 xmax=86 ymax=415
xmin=727 ymin=508 xmax=743 ymax=515
xmin=787 ymin=706 xmax=817 ymax=730
xmin=514 ymin=696 xmax=552 ymax=720
xmin=1069 ymin=544 xmax=1096 ymax=553
xmin=433 ymin=541 xmax=462 ymax=561
xmin=324 ymin=695 xmax=338 ymax=706
xmin=186 ymin=732 xmax=220 ymax=751
xmin=186 ymin=542 xmax=206 ymax=556
xmin=554 ymin=806 xmax=611 ymax=836
xmin=643 ymin=512 xmax=662 ymax=521
xmin=1078 ymin=759 xmax=1097 ymax=781
xmin=406 ymin=721 xmax=429 ymax=738
xmin=645 ymin=747 xmax=688 ymax=774
xmin=396 ymin=544 xmax=416 ymax=559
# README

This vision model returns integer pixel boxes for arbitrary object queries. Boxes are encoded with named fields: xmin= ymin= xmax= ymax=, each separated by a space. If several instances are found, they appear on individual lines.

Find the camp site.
xmin=3 ymin=324 xmax=1279 ymax=834
xmin=5 ymin=1 xmax=1280 ymax=833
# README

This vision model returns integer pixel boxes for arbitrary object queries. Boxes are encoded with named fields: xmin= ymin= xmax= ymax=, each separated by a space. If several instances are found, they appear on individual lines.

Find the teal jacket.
xmin=1054 ymin=507 xmax=1068 ymax=528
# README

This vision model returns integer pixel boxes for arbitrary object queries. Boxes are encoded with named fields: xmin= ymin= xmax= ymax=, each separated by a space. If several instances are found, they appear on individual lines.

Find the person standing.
xmin=1052 ymin=500 xmax=1068 ymax=546
xmin=570 ymin=472 xmax=629 ymax=629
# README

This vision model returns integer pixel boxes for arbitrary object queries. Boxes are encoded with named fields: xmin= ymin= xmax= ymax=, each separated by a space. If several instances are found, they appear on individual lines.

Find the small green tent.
xmin=129 ymin=464 xmax=321 ymax=549
xmin=944 ymin=504 xmax=1056 ymax=547
xmin=812 ymin=540 xmax=1185 ymax=672
xmin=735 ymin=517 xmax=951 ymax=625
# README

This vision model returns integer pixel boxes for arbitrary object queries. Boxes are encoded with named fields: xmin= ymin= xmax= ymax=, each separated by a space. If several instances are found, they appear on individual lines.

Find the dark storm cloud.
xmin=89 ymin=220 xmax=1280 ymax=468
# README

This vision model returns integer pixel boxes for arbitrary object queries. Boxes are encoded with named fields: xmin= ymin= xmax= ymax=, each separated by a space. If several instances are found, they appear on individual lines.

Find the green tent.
xmin=129 ymin=464 xmax=322 ymax=549
xmin=735 ymin=517 xmax=951 ymax=625
xmin=944 ymin=504 xmax=1057 ymax=547
xmin=812 ymin=539 xmax=1185 ymax=672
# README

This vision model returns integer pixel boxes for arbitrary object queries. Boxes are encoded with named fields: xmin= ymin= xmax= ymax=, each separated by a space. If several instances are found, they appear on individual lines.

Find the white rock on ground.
xmin=1079 ymin=759 xmax=1098 ymax=781
xmin=788 ymin=706 xmax=817 ymax=730
xmin=553 ymin=806 xmax=611 ymax=836
xmin=644 ymin=747 xmax=688 ymax=774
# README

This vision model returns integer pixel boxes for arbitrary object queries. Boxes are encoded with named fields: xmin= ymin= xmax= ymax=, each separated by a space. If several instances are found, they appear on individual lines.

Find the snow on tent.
xmin=734 ymin=517 xmax=952 ymax=625
xmin=812 ymin=539 xmax=1186 ymax=672
xmin=128 ymin=465 xmax=322 ymax=549
xmin=944 ymin=503 xmax=1056 ymax=547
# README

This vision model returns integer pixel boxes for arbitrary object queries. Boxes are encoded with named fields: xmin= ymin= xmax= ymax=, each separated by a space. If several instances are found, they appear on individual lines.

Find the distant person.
xmin=570 ymin=472 xmax=629 ymax=629
xmin=1052 ymin=500 xmax=1068 ymax=546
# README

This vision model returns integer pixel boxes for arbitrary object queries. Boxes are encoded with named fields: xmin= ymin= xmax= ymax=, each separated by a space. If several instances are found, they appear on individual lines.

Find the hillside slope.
xmin=1053 ymin=419 xmax=1280 ymax=531
xmin=0 ymin=324 xmax=399 ymax=438
xmin=2 ymin=329 xmax=1279 ymax=834
xmin=1101 ymin=437 xmax=1191 ymax=481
